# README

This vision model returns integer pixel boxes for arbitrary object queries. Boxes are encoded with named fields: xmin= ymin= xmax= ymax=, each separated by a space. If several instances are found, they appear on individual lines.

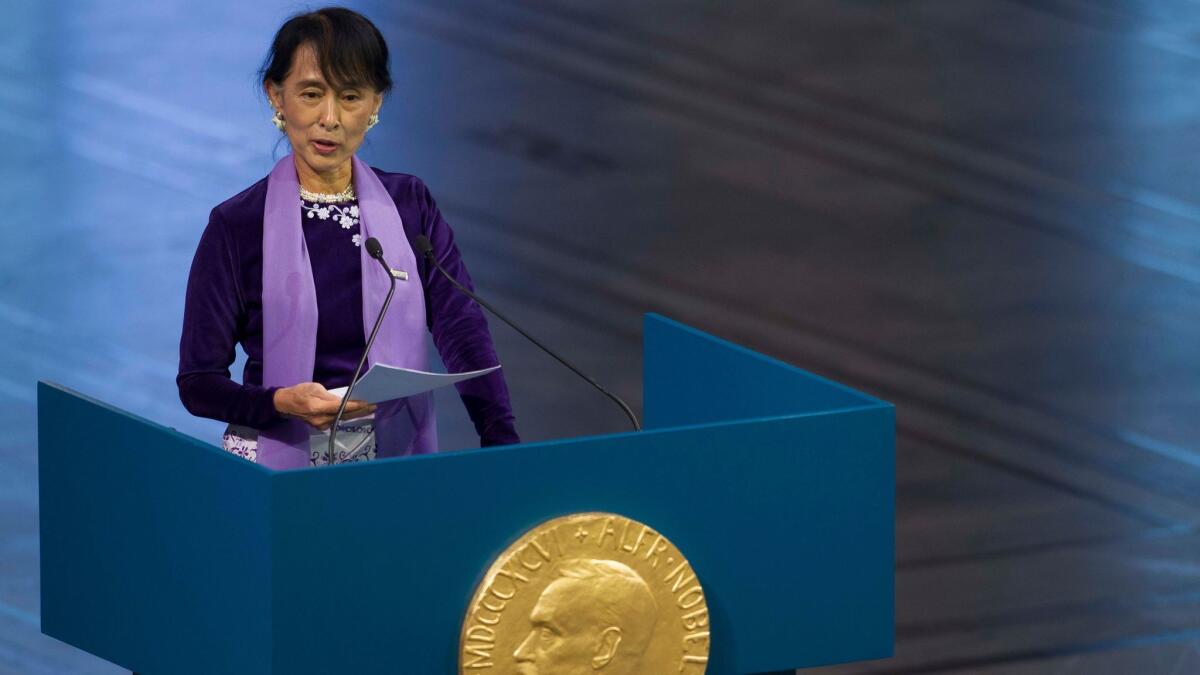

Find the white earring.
xmin=271 ymin=109 xmax=285 ymax=131
xmin=367 ymin=113 xmax=379 ymax=130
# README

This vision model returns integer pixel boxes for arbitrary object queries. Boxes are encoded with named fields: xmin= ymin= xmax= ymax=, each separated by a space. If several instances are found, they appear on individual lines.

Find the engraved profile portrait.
xmin=513 ymin=558 xmax=658 ymax=675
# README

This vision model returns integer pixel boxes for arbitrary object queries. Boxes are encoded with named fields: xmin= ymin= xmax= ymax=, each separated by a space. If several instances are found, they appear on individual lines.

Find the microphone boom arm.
xmin=415 ymin=235 xmax=641 ymax=432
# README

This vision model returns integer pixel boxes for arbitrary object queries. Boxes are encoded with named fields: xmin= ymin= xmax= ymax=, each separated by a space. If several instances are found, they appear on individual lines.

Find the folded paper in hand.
xmin=327 ymin=364 xmax=501 ymax=404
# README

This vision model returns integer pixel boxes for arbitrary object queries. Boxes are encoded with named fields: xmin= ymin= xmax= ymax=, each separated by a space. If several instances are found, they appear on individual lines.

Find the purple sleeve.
xmin=417 ymin=182 xmax=521 ymax=447
xmin=177 ymin=208 xmax=284 ymax=428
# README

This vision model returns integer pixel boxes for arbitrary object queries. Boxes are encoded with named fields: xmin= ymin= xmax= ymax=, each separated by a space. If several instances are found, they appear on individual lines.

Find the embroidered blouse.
xmin=177 ymin=169 xmax=520 ymax=448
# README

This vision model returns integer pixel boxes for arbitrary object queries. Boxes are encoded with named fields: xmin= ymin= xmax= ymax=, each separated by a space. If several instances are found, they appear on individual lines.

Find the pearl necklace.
xmin=299 ymin=182 xmax=356 ymax=203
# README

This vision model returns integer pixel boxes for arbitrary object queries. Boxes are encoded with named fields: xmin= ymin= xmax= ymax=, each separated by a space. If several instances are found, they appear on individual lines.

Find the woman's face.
xmin=264 ymin=42 xmax=382 ymax=179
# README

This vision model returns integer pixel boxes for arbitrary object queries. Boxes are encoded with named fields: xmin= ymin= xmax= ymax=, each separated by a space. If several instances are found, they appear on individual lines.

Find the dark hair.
xmin=259 ymin=7 xmax=392 ymax=95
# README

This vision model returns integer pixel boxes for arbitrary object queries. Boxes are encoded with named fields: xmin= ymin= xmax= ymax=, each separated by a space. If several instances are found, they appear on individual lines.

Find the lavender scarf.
xmin=257 ymin=153 xmax=437 ymax=469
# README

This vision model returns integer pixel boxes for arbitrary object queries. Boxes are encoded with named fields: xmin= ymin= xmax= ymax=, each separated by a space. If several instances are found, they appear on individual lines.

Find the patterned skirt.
xmin=221 ymin=415 xmax=377 ymax=466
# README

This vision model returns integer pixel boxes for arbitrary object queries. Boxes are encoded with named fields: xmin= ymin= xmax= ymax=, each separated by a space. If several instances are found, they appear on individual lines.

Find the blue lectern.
xmin=38 ymin=314 xmax=894 ymax=674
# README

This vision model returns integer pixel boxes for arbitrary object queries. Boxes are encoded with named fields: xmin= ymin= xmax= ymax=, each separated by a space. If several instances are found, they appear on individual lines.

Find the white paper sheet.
xmin=327 ymin=363 xmax=501 ymax=404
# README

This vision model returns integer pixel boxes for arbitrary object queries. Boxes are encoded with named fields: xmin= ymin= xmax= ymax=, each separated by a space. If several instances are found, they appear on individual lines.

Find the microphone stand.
xmin=328 ymin=239 xmax=398 ymax=465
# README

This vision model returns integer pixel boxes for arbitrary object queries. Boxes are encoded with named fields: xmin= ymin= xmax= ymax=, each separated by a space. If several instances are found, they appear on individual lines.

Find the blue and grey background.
xmin=3 ymin=1 xmax=1200 ymax=673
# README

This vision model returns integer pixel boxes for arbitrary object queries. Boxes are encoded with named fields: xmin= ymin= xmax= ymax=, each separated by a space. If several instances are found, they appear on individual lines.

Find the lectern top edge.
xmin=643 ymin=312 xmax=889 ymax=408
xmin=38 ymin=315 xmax=893 ymax=476
xmin=36 ymin=380 xmax=273 ymax=475
xmin=286 ymin=399 xmax=892 ymax=477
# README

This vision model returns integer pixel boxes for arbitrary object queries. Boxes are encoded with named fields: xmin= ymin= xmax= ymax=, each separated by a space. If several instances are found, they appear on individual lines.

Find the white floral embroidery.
xmin=221 ymin=432 xmax=259 ymax=462
xmin=302 ymin=198 xmax=361 ymax=248
xmin=222 ymin=419 xmax=377 ymax=465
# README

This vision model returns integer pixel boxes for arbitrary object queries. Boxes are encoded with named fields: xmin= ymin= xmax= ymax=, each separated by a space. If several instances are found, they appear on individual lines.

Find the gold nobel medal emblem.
xmin=460 ymin=513 xmax=710 ymax=675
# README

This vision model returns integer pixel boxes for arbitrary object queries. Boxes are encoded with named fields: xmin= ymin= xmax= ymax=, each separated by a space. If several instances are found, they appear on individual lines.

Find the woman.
xmin=177 ymin=7 xmax=519 ymax=469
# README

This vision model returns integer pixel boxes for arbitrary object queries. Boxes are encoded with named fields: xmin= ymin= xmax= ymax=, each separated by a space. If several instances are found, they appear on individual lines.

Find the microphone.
xmin=413 ymin=234 xmax=640 ymax=432
xmin=328 ymin=236 xmax=396 ymax=464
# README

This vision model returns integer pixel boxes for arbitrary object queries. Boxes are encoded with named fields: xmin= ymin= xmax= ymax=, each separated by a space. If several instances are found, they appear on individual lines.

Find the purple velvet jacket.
xmin=177 ymin=166 xmax=520 ymax=447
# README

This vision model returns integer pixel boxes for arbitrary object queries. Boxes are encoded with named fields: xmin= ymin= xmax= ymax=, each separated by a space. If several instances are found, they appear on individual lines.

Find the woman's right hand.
xmin=273 ymin=382 xmax=376 ymax=431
